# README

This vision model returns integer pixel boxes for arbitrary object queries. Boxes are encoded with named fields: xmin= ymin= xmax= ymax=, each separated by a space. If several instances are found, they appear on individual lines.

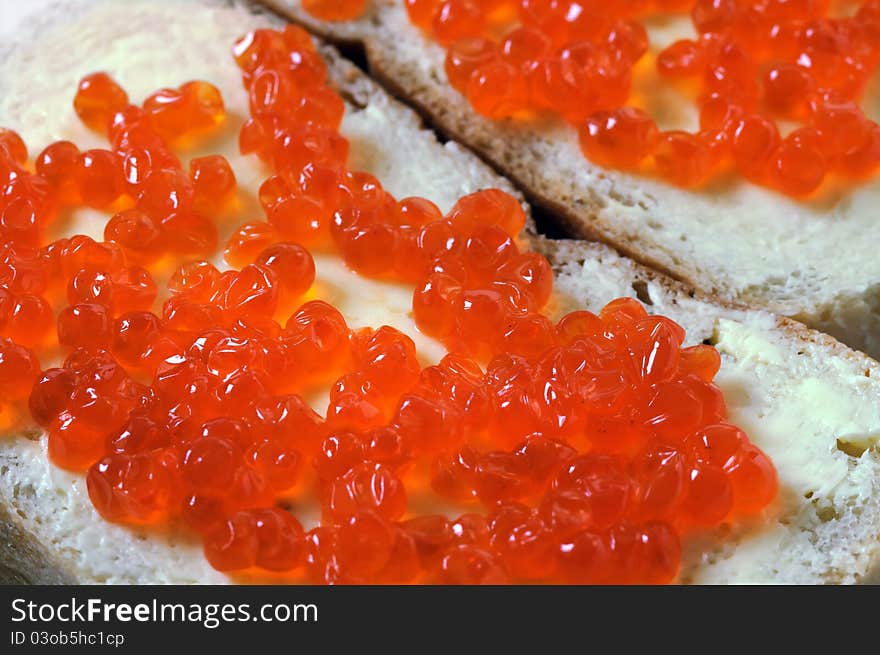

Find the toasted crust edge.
xmin=0 ymin=499 xmax=74 ymax=584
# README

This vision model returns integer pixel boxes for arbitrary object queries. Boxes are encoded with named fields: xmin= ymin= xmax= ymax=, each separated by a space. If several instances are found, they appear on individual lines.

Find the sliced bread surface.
xmin=259 ymin=0 xmax=880 ymax=361
xmin=0 ymin=0 xmax=879 ymax=584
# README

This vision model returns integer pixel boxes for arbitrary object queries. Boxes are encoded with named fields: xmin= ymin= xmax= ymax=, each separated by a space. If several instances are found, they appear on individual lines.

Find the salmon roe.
xmin=0 ymin=23 xmax=777 ymax=584
xmin=302 ymin=0 xmax=368 ymax=21
xmin=323 ymin=0 xmax=880 ymax=198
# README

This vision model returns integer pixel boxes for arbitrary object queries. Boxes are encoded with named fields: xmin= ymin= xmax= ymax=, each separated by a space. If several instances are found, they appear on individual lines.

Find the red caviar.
xmin=362 ymin=0 xmax=880 ymax=197
xmin=303 ymin=0 xmax=367 ymax=21
xmin=0 ymin=22 xmax=777 ymax=585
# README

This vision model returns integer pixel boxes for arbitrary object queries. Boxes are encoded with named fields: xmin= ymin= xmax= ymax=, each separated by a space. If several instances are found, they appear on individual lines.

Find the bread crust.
xmin=0 ymin=501 xmax=75 ymax=584
xmin=538 ymin=236 xmax=880 ymax=374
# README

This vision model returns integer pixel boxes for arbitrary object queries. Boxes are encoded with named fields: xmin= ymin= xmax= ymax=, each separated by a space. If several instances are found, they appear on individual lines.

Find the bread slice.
xmin=2 ymin=0 xmax=880 ymax=584
xmin=258 ymin=1 xmax=880 ymax=361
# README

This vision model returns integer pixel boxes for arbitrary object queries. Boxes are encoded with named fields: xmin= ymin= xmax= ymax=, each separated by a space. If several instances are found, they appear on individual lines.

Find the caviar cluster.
xmin=354 ymin=0 xmax=880 ymax=197
xmin=0 ymin=72 xmax=228 ymax=413
xmin=0 ymin=24 xmax=777 ymax=584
